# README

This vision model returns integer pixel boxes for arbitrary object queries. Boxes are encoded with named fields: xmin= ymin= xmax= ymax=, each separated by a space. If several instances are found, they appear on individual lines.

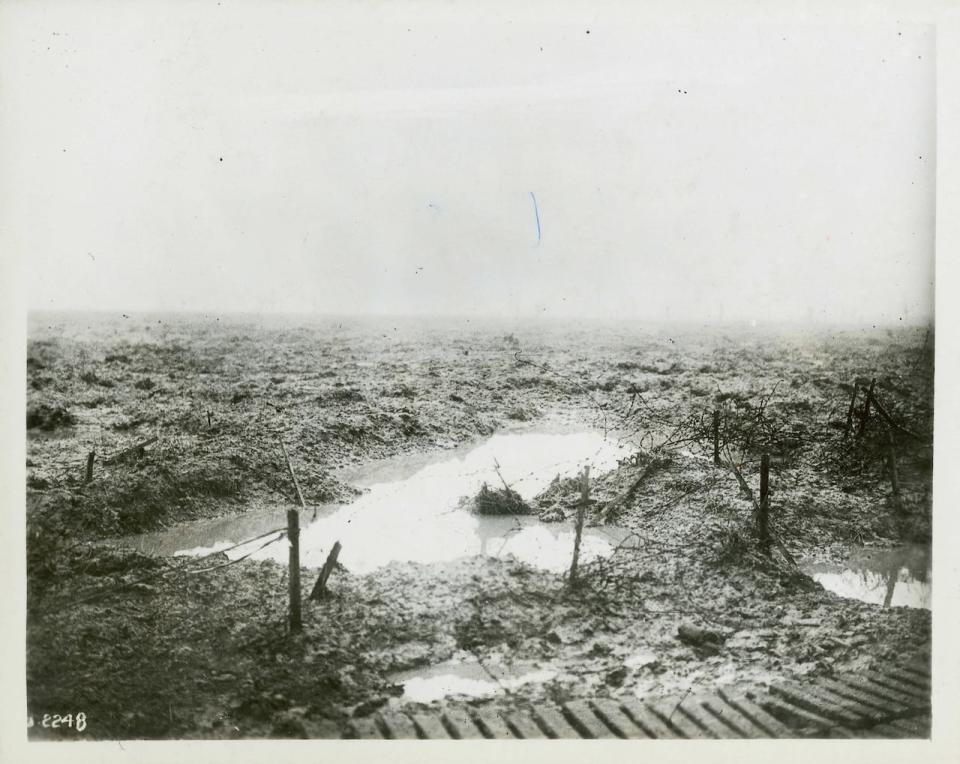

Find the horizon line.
xmin=25 ymin=308 xmax=934 ymax=329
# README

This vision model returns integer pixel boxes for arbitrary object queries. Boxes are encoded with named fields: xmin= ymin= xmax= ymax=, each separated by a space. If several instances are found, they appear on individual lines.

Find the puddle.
xmin=800 ymin=544 xmax=931 ymax=609
xmin=624 ymin=652 xmax=658 ymax=669
xmin=125 ymin=428 xmax=633 ymax=574
xmin=390 ymin=659 xmax=558 ymax=703
xmin=392 ymin=651 xmax=658 ymax=703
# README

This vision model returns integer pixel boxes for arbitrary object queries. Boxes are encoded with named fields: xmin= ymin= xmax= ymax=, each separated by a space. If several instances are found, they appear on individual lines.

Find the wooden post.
xmin=207 ymin=411 xmax=212 ymax=428
xmin=309 ymin=541 xmax=342 ymax=601
xmin=886 ymin=429 xmax=904 ymax=514
xmin=844 ymin=381 xmax=860 ymax=436
xmin=84 ymin=451 xmax=95 ymax=484
xmin=569 ymin=466 xmax=590 ymax=586
xmin=712 ymin=410 xmax=721 ymax=465
xmin=882 ymin=562 xmax=899 ymax=608
xmin=280 ymin=440 xmax=308 ymax=511
xmin=857 ymin=378 xmax=876 ymax=438
xmin=287 ymin=509 xmax=302 ymax=633
xmin=759 ymin=454 xmax=770 ymax=553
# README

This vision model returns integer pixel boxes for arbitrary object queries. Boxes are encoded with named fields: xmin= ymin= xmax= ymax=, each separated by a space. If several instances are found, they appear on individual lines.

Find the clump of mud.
xmin=26 ymin=403 xmax=76 ymax=430
xmin=465 ymin=483 xmax=533 ymax=515
xmin=534 ymin=474 xmax=583 ymax=521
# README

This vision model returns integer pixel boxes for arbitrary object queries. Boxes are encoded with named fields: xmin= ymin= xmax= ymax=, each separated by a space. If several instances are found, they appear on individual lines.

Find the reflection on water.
xmin=123 ymin=429 xmax=632 ymax=574
xmin=801 ymin=544 xmax=930 ymax=610
xmin=390 ymin=659 xmax=558 ymax=703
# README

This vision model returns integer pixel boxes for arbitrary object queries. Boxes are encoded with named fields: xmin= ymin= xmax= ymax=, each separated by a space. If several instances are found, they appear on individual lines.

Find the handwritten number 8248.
xmin=30 ymin=713 xmax=87 ymax=732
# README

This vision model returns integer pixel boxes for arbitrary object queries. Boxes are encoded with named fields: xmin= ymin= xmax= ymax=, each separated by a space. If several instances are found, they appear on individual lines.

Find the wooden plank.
xmin=894 ymin=664 xmax=932 ymax=687
xmin=472 ymin=709 xmax=515 ymax=739
xmin=717 ymin=692 xmax=795 ymax=738
xmin=861 ymin=671 xmax=929 ymax=702
xmin=770 ymin=682 xmax=866 ymax=726
xmin=647 ymin=698 xmax=711 ymax=739
xmin=891 ymin=661 xmax=931 ymax=684
xmin=379 ymin=713 xmax=418 ymax=739
xmin=531 ymin=706 xmax=581 ymax=739
xmin=589 ymin=699 xmax=650 ymax=738
xmin=815 ymin=678 xmax=908 ymax=717
xmin=886 ymin=716 xmax=930 ymax=737
xmin=869 ymin=722 xmax=907 ymax=738
xmin=701 ymin=695 xmax=771 ymax=737
xmin=678 ymin=696 xmax=741 ymax=738
xmin=879 ymin=666 xmax=930 ymax=691
xmin=506 ymin=711 xmax=547 ymax=739
xmin=867 ymin=671 xmax=929 ymax=699
xmin=349 ymin=717 xmax=384 ymax=739
xmin=840 ymin=674 xmax=927 ymax=708
xmin=619 ymin=698 xmax=681 ymax=739
xmin=903 ymin=655 xmax=931 ymax=676
xmin=841 ymin=724 xmax=885 ymax=738
xmin=412 ymin=713 xmax=451 ymax=739
xmin=828 ymin=725 xmax=870 ymax=739
xmin=810 ymin=682 xmax=888 ymax=724
xmin=562 ymin=699 xmax=616 ymax=739
xmin=758 ymin=695 xmax=837 ymax=736
xmin=443 ymin=708 xmax=484 ymax=739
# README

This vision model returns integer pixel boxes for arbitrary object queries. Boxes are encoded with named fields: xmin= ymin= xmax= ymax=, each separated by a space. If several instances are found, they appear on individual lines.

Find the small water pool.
xmin=125 ymin=428 xmax=633 ymax=574
xmin=390 ymin=659 xmax=558 ymax=703
xmin=800 ymin=544 xmax=931 ymax=610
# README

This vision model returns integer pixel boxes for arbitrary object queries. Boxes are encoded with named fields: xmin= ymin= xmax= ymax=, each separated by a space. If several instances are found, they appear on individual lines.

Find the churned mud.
xmin=26 ymin=313 xmax=932 ymax=739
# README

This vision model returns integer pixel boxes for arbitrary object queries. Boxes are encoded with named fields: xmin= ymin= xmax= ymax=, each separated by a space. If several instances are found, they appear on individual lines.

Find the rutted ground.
xmin=25 ymin=313 xmax=932 ymax=739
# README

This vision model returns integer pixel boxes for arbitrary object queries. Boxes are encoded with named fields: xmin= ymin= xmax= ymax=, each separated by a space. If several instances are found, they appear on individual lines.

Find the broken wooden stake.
xmin=759 ymin=454 xmax=770 ymax=553
xmin=568 ymin=466 xmax=590 ymax=586
xmin=207 ymin=411 xmax=212 ymax=428
xmin=309 ymin=541 xmax=342 ymax=601
xmin=712 ymin=410 xmax=721 ymax=465
xmin=844 ymin=381 xmax=860 ymax=436
xmin=287 ymin=509 xmax=302 ymax=633
xmin=103 ymin=436 xmax=158 ymax=465
xmin=84 ymin=451 xmax=95 ymax=484
xmin=857 ymin=378 xmax=876 ymax=438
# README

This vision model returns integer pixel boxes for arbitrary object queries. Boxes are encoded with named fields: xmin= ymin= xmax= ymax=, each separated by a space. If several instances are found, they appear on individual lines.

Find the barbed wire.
xmin=31 ymin=525 xmax=290 ymax=616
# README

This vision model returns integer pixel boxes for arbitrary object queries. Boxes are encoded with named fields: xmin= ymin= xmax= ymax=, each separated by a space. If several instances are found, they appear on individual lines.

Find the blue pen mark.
xmin=530 ymin=192 xmax=541 ymax=243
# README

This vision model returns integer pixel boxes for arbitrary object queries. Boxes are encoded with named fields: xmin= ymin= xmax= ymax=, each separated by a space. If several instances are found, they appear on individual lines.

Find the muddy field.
xmin=25 ymin=312 xmax=933 ymax=739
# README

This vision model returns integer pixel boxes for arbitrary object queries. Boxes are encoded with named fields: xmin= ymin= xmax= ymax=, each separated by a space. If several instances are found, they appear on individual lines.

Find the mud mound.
xmin=533 ymin=474 xmax=583 ymax=521
xmin=467 ymin=483 xmax=533 ymax=515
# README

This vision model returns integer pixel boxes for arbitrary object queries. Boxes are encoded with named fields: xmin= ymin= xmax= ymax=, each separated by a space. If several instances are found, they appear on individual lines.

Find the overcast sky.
xmin=3 ymin=2 xmax=936 ymax=323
